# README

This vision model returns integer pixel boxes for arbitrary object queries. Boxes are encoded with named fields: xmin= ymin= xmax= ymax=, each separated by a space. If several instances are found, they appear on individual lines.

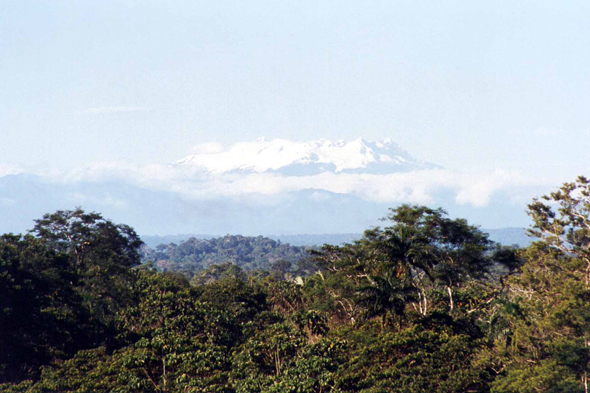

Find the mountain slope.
xmin=174 ymin=137 xmax=440 ymax=175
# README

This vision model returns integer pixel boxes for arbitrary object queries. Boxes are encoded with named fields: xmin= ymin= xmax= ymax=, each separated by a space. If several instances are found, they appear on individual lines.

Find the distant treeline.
xmin=140 ymin=229 xmax=531 ymax=280
xmin=141 ymin=235 xmax=311 ymax=276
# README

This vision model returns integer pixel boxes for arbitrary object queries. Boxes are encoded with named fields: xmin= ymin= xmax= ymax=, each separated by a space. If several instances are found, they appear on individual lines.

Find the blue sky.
xmin=2 ymin=0 xmax=590 ymax=179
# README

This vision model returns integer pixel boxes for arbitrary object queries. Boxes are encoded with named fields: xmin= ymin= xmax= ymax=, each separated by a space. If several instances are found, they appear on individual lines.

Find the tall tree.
xmin=495 ymin=176 xmax=590 ymax=393
xmin=0 ymin=234 xmax=94 ymax=383
xmin=372 ymin=205 xmax=494 ymax=314
xmin=31 ymin=208 xmax=142 ymax=272
xmin=528 ymin=176 xmax=590 ymax=286
xmin=30 ymin=208 xmax=143 ymax=323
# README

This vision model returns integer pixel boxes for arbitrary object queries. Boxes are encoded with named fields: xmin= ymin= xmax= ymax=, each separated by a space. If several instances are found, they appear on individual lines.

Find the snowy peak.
xmin=174 ymin=138 xmax=440 ymax=175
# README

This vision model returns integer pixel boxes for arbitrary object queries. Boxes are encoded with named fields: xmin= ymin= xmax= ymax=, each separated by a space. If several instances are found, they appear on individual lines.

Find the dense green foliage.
xmin=141 ymin=235 xmax=310 ymax=277
xmin=2 ymin=177 xmax=590 ymax=392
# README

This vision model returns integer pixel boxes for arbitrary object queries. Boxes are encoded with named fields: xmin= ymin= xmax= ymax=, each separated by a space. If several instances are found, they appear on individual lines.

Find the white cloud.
xmin=143 ymin=167 xmax=546 ymax=208
xmin=39 ymin=161 xmax=551 ymax=210
xmin=0 ymin=164 xmax=24 ymax=177
xmin=79 ymin=106 xmax=151 ymax=114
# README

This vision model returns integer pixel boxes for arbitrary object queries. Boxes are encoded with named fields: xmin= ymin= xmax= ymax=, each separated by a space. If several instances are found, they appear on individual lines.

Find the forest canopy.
xmin=2 ymin=177 xmax=590 ymax=392
xmin=141 ymin=234 xmax=310 ymax=278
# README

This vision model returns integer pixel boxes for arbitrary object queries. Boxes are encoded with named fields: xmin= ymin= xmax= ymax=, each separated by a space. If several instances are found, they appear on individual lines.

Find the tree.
xmin=492 ymin=243 xmax=590 ymax=393
xmin=35 ymin=270 xmax=235 ymax=393
xmin=528 ymin=176 xmax=590 ymax=285
xmin=231 ymin=322 xmax=306 ymax=392
xmin=30 ymin=208 xmax=143 ymax=322
xmin=358 ymin=268 xmax=415 ymax=330
xmin=0 ymin=234 xmax=95 ymax=383
xmin=334 ymin=323 xmax=492 ymax=393
xmin=304 ymin=205 xmax=496 ymax=336
xmin=494 ymin=177 xmax=590 ymax=393
xmin=378 ymin=205 xmax=494 ymax=314
xmin=30 ymin=208 xmax=142 ymax=272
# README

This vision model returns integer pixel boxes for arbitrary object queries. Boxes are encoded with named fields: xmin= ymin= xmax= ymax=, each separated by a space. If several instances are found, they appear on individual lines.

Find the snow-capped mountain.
xmin=0 ymin=137 xmax=544 ymax=236
xmin=174 ymin=138 xmax=440 ymax=175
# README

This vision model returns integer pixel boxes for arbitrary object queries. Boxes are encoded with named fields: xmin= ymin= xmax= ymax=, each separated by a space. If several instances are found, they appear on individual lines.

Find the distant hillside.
xmin=141 ymin=234 xmax=310 ymax=275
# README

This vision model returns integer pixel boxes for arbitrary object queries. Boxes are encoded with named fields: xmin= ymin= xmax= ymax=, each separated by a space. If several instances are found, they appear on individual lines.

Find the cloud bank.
xmin=42 ymin=161 xmax=547 ymax=210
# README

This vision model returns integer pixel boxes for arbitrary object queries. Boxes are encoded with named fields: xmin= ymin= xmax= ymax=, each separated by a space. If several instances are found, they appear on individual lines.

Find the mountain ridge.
xmin=174 ymin=137 xmax=441 ymax=175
